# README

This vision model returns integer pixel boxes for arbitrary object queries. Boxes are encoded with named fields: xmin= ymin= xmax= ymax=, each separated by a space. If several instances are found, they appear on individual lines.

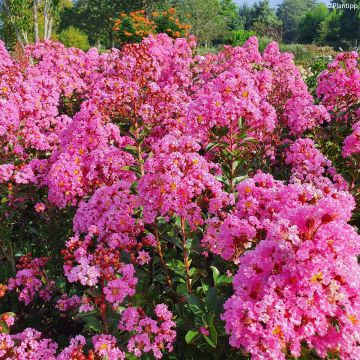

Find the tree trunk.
xmin=43 ymin=0 xmax=52 ymax=40
xmin=142 ymin=0 xmax=148 ymax=17
xmin=47 ymin=17 xmax=53 ymax=40
xmin=21 ymin=30 xmax=29 ymax=45
xmin=33 ymin=0 xmax=39 ymax=42
xmin=3 ymin=0 xmax=25 ymax=50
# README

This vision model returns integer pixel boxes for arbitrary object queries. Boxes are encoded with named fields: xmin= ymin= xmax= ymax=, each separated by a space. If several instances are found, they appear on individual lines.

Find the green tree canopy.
xmin=0 ymin=0 xmax=69 ymax=49
xmin=277 ymin=0 xmax=316 ymax=43
xmin=298 ymin=4 xmax=330 ymax=44
xmin=59 ymin=0 xmax=164 ymax=48
xmin=239 ymin=1 xmax=282 ymax=41
xmin=173 ymin=0 xmax=230 ymax=46
xmin=57 ymin=25 xmax=89 ymax=49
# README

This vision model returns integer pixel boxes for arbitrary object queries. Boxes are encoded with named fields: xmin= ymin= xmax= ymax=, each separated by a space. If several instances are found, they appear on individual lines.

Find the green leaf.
xmin=238 ymin=117 xmax=243 ymax=128
xmin=55 ymin=276 xmax=67 ymax=292
xmin=74 ymin=309 xmax=99 ymax=319
xmin=126 ymin=355 xmax=138 ymax=360
xmin=176 ymin=283 xmax=188 ymax=296
xmin=205 ymin=142 xmax=220 ymax=153
xmin=185 ymin=329 xmax=199 ymax=344
xmin=205 ymin=287 xmax=217 ymax=313
xmin=204 ymin=324 xmax=217 ymax=348
xmin=187 ymin=295 xmax=204 ymax=317
xmin=0 ymin=320 xmax=9 ymax=334
xmin=167 ymin=259 xmax=186 ymax=276
xmin=83 ymin=316 xmax=102 ymax=332
xmin=210 ymin=266 xmax=220 ymax=284
xmin=123 ymin=145 xmax=138 ymax=156
xmin=131 ymin=294 xmax=145 ymax=306
xmin=216 ymin=275 xmax=233 ymax=286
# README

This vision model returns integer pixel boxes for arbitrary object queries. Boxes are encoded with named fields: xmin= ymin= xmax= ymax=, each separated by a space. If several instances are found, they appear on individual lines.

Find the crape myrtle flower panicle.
xmin=317 ymin=51 xmax=360 ymax=121
xmin=285 ymin=138 xmax=348 ymax=191
xmin=222 ymin=173 xmax=360 ymax=359
xmin=118 ymin=304 xmax=176 ymax=359
xmin=138 ymin=132 xmax=232 ymax=229
xmin=0 ymin=328 xmax=57 ymax=359
xmin=7 ymin=255 xmax=52 ymax=305
xmin=343 ymin=120 xmax=360 ymax=157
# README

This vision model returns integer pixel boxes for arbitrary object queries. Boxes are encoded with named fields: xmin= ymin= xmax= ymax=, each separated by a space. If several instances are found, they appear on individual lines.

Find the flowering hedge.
xmin=0 ymin=34 xmax=359 ymax=359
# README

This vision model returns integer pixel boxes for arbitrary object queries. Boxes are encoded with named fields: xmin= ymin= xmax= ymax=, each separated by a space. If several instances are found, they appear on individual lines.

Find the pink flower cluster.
xmin=62 ymin=181 xmax=144 ymax=308
xmin=262 ymin=42 xmax=329 ymax=135
xmin=187 ymin=37 xmax=328 ymax=144
xmin=317 ymin=51 xmax=360 ymax=121
xmin=285 ymin=138 xmax=348 ymax=190
xmin=73 ymin=180 xmax=143 ymax=255
xmin=343 ymin=121 xmax=360 ymax=157
xmin=7 ymin=255 xmax=53 ymax=305
xmin=0 ymin=328 xmax=58 ymax=359
xmin=57 ymin=334 xmax=125 ymax=360
xmin=221 ymin=172 xmax=360 ymax=359
xmin=138 ymin=132 xmax=232 ymax=229
xmin=103 ymin=264 xmax=138 ymax=307
xmin=55 ymin=294 xmax=81 ymax=312
xmin=118 ymin=304 xmax=176 ymax=359
xmin=0 ymin=41 xmax=98 ymax=163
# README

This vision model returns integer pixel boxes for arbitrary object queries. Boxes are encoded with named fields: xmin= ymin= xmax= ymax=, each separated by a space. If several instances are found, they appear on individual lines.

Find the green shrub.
xmin=231 ymin=29 xmax=256 ymax=46
xmin=57 ymin=26 xmax=90 ymax=50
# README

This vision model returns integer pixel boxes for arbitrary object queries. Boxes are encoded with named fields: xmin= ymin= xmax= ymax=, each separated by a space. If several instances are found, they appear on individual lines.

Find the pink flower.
xmin=136 ymin=250 xmax=151 ymax=265
xmin=199 ymin=326 xmax=210 ymax=336
xmin=34 ymin=202 xmax=46 ymax=213
xmin=92 ymin=334 xmax=125 ymax=360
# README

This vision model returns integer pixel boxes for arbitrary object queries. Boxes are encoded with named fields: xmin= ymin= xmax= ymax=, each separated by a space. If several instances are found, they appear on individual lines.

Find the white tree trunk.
xmin=3 ymin=0 xmax=25 ymax=49
xmin=33 ymin=0 xmax=39 ymax=42
xmin=21 ymin=30 xmax=29 ymax=45
xmin=43 ymin=0 xmax=54 ymax=40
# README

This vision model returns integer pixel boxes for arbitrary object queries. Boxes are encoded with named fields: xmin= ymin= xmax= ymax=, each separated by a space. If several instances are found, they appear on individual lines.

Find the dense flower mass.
xmin=222 ymin=174 xmax=360 ymax=359
xmin=118 ymin=304 xmax=176 ymax=359
xmin=343 ymin=121 xmax=360 ymax=157
xmin=138 ymin=132 xmax=232 ymax=228
xmin=0 ymin=328 xmax=58 ymax=359
xmin=0 ymin=34 xmax=359 ymax=359
xmin=317 ymin=51 xmax=360 ymax=121
xmin=7 ymin=254 xmax=53 ymax=305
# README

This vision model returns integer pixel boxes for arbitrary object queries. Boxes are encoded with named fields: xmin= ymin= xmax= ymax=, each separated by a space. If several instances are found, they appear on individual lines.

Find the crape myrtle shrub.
xmin=0 ymin=34 xmax=359 ymax=359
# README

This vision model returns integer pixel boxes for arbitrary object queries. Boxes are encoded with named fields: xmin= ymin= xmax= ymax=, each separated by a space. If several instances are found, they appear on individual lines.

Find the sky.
xmin=234 ymin=0 xmax=331 ymax=9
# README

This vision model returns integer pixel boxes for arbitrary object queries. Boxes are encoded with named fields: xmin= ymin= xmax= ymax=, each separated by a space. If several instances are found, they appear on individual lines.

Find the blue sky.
xmin=234 ymin=0 xmax=331 ymax=9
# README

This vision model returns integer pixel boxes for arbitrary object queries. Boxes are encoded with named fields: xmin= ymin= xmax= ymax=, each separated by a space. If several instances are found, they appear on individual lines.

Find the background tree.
xmin=335 ymin=0 xmax=360 ymax=49
xmin=59 ymin=0 xmax=124 ymax=49
xmin=251 ymin=0 xmax=282 ymax=41
xmin=221 ymin=0 xmax=242 ymax=31
xmin=113 ymin=8 xmax=190 ymax=46
xmin=298 ymin=4 xmax=330 ymax=44
xmin=59 ymin=0 xmax=164 ymax=49
xmin=277 ymin=0 xmax=316 ymax=43
xmin=174 ymin=0 xmax=228 ymax=47
xmin=0 ymin=0 xmax=32 ymax=47
xmin=0 ymin=0 xmax=67 ymax=48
